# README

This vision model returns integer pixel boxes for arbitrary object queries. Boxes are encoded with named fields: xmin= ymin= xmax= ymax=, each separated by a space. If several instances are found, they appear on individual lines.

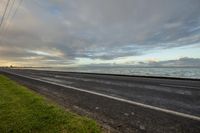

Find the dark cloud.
xmin=0 ymin=0 xmax=200 ymax=66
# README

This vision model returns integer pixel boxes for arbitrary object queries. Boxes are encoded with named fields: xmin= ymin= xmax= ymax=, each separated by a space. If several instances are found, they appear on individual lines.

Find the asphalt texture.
xmin=1 ymin=68 xmax=200 ymax=133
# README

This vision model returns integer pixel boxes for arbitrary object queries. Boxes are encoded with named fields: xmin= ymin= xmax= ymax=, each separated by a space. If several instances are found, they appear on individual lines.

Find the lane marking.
xmin=3 ymin=70 xmax=200 ymax=121
xmin=160 ymin=84 xmax=200 ymax=90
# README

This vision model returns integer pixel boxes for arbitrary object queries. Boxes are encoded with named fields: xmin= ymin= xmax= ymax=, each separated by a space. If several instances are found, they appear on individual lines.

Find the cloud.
xmin=0 ymin=0 xmax=200 ymax=66
xmin=140 ymin=57 xmax=200 ymax=67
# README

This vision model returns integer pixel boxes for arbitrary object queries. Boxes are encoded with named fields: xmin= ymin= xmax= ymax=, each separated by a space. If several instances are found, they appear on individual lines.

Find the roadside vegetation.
xmin=0 ymin=75 xmax=101 ymax=133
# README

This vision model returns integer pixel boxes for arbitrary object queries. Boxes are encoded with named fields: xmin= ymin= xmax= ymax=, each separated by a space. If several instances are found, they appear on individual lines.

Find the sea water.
xmin=34 ymin=67 xmax=200 ymax=79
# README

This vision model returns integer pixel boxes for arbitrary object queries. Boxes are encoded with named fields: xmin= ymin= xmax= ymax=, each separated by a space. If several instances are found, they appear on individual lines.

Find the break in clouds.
xmin=0 ymin=0 xmax=200 ymax=66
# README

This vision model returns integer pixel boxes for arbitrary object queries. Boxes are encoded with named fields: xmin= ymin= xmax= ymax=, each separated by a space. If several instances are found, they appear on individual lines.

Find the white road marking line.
xmin=3 ymin=70 xmax=200 ymax=121
xmin=160 ymin=84 xmax=200 ymax=90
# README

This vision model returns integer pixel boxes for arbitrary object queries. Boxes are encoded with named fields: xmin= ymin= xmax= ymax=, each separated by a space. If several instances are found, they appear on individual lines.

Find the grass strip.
xmin=0 ymin=75 xmax=101 ymax=133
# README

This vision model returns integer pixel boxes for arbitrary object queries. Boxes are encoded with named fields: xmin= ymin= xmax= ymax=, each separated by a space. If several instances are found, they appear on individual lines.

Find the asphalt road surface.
xmin=1 ymin=68 xmax=200 ymax=133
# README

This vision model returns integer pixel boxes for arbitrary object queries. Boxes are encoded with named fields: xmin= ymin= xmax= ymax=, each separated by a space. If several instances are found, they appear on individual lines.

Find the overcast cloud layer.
xmin=0 ymin=0 xmax=200 ymax=66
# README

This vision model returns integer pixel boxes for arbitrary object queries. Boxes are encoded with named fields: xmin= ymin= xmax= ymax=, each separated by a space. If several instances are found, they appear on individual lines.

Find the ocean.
xmin=33 ymin=67 xmax=200 ymax=79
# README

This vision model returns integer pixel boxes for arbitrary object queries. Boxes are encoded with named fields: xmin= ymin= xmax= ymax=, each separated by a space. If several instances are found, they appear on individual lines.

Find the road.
xmin=1 ymin=68 xmax=200 ymax=133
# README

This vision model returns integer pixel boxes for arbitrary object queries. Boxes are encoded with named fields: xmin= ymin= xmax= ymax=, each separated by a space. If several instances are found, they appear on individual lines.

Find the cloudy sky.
xmin=0 ymin=0 xmax=200 ymax=67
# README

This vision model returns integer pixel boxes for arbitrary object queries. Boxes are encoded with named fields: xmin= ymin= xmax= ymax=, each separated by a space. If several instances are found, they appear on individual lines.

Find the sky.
xmin=0 ymin=0 xmax=200 ymax=67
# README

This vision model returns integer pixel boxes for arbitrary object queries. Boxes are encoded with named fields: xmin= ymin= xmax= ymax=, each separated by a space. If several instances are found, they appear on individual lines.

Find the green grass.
xmin=0 ymin=75 xmax=101 ymax=133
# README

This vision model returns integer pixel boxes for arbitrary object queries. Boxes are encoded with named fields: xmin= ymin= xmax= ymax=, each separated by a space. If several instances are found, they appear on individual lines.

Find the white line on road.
xmin=160 ymin=84 xmax=200 ymax=90
xmin=3 ymin=70 xmax=200 ymax=121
